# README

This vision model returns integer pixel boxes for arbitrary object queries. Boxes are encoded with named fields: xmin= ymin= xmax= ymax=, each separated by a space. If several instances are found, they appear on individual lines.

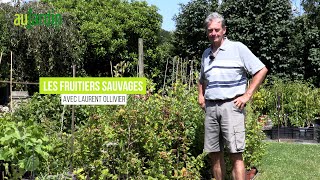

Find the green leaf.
xmin=0 ymin=150 xmax=4 ymax=160
xmin=25 ymin=155 xmax=40 ymax=171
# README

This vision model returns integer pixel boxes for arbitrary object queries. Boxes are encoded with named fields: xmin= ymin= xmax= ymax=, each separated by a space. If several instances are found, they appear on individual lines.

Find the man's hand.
xmin=233 ymin=93 xmax=251 ymax=110
xmin=234 ymin=66 xmax=268 ymax=110
xmin=198 ymin=82 xmax=206 ymax=111
xmin=198 ymin=95 xmax=206 ymax=111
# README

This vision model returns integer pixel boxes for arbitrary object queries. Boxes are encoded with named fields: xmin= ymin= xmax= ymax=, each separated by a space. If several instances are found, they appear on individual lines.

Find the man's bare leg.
xmin=229 ymin=153 xmax=245 ymax=180
xmin=209 ymin=151 xmax=226 ymax=180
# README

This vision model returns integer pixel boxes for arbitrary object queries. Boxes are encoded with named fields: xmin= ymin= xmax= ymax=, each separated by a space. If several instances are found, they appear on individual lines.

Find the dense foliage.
xmin=172 ymin=0 xmax=218 ymax=59
xmin=0 ymin=0 xmax=165 ymax=84
xmin=0 ymin=81 xmax=267 ymax=179
xmin=219 ymin=0 xmax=294 ymax=78
xmin=2 ymin=78 xmax=319 ymax=178
xmin=173 ymin=0 xmax=320 ymax=87
xmin=0 ymin=2 xmax=84 ymax=92
xmin=0 ymin=0 xmax=319 ymax=179
xmin=252 ymin=78 xmax=320 ymax=127
xmin=243 ymin=103 xmax=267 ymax=170
xmin=44 ymin=0 xmax=163 ymax=78
xmin=302 ymin=0 xmax=320 ymax=27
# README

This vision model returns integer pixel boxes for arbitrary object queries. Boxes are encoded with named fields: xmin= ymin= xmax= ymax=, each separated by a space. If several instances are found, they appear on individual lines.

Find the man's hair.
xmin=204 ymin=12 xmax=226 ymax=28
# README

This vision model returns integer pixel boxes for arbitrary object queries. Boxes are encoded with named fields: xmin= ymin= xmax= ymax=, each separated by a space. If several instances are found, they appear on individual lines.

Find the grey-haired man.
xmin=198 ymin=12 xmax=268 ymax=180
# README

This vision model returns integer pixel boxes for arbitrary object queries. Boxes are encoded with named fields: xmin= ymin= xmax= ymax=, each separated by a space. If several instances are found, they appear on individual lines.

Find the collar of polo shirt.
xmin=208 ymin=37 xmax=230 ymax=56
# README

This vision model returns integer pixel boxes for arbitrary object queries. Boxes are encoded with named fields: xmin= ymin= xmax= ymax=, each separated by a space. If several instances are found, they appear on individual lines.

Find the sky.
xmin=142 ymin=0 xmax=191 ymax=31
xmin=142 ymin=0 xmax=303 ymax=32
xmin=1 ymin=0 xmax=304 ymax=31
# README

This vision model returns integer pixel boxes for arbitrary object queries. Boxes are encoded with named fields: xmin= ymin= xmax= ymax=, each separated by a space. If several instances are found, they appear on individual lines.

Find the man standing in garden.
xmin=198 ymin=12 xmax=268 ymax=180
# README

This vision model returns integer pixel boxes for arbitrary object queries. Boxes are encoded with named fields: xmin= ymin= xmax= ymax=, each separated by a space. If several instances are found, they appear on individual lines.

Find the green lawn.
xmin=256 ymin=142 xmax=320 ymax=180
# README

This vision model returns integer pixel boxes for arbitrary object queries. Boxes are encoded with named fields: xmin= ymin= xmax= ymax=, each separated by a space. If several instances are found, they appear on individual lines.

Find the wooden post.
xmin=70 ymin=65 xmax=76 ymax=174
xmin=180 ymin=58 xmax=183 ymax=83
xmin=184 ymin=59 xmax=187 ymax=84
xmin=185 ymin=59 xmax=188 ymax=84
xmin=110 ymin=61 xmax=113 ymax=77
xmin=138 ymin=38 xmax=144 ymax=77
xmin=172 ymin=56 xmax=176 ymax=86
xmin=277 ymin=94 xmax=281 ymax=142
xmin=176 ymin=57 xmax=179 ymax=83
xmin=162 ymin=58 xmax=169 ymax=96
xmin=0 ymin=51 xmax=3 ymax=64
xmin=189 ymin=60 xmax=193 ymax=90
xmin=10 ymin=51 xmax=13 ymax=113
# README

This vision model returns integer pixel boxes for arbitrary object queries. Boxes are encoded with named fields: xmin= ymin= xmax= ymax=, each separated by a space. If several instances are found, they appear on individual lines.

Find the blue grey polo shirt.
xmin=199 ymin=38 xmax=265 ymax=100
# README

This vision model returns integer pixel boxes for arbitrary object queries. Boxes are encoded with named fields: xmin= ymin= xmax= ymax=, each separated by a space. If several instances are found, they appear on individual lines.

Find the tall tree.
xmin=173 ymin=0 xmax=300 ymax=80
xmin=219 ymin=0 xmax=294 ymax=78
xmin=302 ymin=0 xmax=320 ymax=27
xmin=172 ymin=0 xmax=218 ymax=60
xmin=0 ymin=1 xmax=84 ymax=93
xmin=290 ymin=0 xmax=320 ymax=86
xmin=46 ymin=0 xmax=162 ymax=77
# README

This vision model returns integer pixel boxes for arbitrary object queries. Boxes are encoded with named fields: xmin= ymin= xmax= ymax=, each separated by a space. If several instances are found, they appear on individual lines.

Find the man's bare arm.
xmin=245 ymin=66 xmax=268 ymax=98
xmin=198 ymin=82 xmax=206 ymax=109
xmin=234 ymin=66 xmax=268 ymax=109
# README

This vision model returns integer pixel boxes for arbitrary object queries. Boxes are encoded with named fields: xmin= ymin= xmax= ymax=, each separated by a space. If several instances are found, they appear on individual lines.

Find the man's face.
xmin=207 ymin=19 xmax=226 ymax=45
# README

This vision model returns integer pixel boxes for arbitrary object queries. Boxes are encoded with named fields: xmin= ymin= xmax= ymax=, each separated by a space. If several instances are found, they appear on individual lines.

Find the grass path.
xmin=256 ymin=142 xmax=320 ymax=180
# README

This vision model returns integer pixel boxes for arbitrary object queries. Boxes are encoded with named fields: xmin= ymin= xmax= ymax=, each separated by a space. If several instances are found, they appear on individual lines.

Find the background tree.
xmin=287 ymin=14 xmax=320 ymax=86
xmin=298 ymin=0 xmax=320 ymax=86
xmin=172 ymin=0 xmax=218 ymax=60
xmin=46 ymin=0 xmax=163 ymax=77
xmin=219 ymin=0 xmax=294 ymax=79
xmin=173 ymin=0 xmax=319 ymax=86
xmin=302 ymin=0 xmax=320 ymax=26
xmin=0 ymin=1 xmax=84 ymax=94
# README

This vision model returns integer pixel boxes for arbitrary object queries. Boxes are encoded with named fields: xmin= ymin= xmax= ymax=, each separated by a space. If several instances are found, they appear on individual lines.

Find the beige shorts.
xmin=204 ymin=99 xmax=245 ymax=153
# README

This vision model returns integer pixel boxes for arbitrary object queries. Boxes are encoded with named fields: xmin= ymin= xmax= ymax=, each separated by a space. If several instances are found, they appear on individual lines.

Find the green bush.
xmin=3 ymin=81 xmax=267 ymax=179
xmin=0 ymin=116 xmax=52 ymax=179
xmin=252 ymin=77 xmax=320 ymax=127
xmin=71 ymin=82 xmax=207 ymax=179
xmin=243 ymin=103 xmax=267 ymax=169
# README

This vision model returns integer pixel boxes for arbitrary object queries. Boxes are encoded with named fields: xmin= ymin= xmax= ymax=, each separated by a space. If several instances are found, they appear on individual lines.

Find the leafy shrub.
xmin=13 ymin=93 xmax=94 ymax=132
xmin=68 ymin=82 xmax=207 ymax=179
xmin=243 ymin=103 xmax=267 ymax=169
xmin=4 ymin=80 xmax=268 ymax=179
xmin=0 ymin=116 xmax=52 ymax=179
xmin=252 ymin=77 xmax=320 ymax=127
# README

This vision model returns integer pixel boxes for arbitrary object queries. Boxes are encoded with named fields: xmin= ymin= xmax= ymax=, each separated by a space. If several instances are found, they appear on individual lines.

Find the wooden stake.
xmin=184 ymin=59 xmax=188 ymax=84
xmin=172 ymin=56 xmax=176 ymax=86
xmin=10 ymin=51 xmax=13 ymax=113
xmin=189 ymin=60 xmax=193 ymax=90
xmin=162 ymin=57 xmax=169 ymax=96
xmin=277 ymin=94 xmax=281 ymax=142
xmin=70 ymin=65 xmax=76 ymax=174
xmin=110 ymin=61 xmax=113 ymax=77
xmin=0 ymin=51 xmax=3 ymax=65
xmin=176 ymin=58 xmax=179 ymax=83
xmin=138 ymin=38 xmax=144 ymax=77
xmin=180 ymin=58 xmax=183 ymax=84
